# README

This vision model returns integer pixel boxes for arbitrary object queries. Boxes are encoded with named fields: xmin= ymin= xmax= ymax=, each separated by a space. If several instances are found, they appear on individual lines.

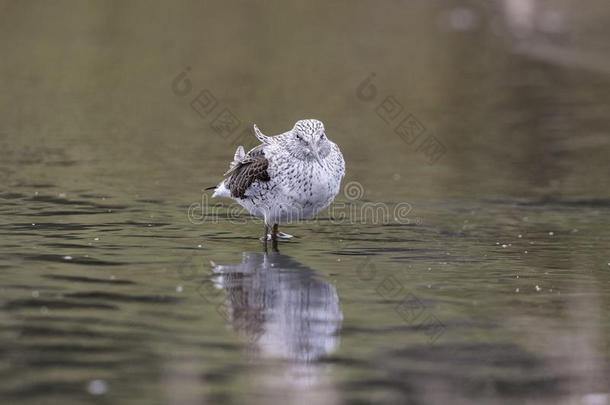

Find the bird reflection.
xmin=211 ymin=252 xmax=343 ymax=363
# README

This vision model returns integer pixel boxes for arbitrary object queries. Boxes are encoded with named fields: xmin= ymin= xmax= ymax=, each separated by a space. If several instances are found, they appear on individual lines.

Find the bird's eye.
xmin=296 ymin=134 xmax=303 ymax=141
xmin=320 ymin=133 xmax=325 ymax=140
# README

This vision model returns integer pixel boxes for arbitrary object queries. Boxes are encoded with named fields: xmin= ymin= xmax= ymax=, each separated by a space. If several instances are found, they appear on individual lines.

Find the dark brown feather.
xmin=226 ymin=153 xmax=270 ymax=198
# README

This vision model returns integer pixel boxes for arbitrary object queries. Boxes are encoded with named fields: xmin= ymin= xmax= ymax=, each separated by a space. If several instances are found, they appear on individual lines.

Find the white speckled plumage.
xmin=212 ymin=119 xmax=345 ymax=229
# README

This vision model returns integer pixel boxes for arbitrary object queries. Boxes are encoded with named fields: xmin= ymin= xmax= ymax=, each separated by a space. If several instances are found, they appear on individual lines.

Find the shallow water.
xmin=1 ymin=1 xmax=610 ymax=404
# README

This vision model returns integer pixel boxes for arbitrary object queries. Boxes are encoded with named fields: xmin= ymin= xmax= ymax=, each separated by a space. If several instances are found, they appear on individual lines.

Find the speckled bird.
xmin=210 ymin=119 xmax=345 ymax=242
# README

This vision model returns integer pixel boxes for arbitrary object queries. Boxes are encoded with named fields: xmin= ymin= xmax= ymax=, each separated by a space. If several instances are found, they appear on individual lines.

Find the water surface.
xmin=1 ymin=1 xmax=610 ymax=404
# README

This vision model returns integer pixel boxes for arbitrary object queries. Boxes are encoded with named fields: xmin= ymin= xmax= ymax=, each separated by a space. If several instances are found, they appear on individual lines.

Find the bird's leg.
xmin=271 ymin=224 xmax=279 ymax=251
xmin=271 ymin=224 xmax=294 ymax=240
xmin=262 ymin=224 xmax=269 ymax=251
xmin=271 ymin=233 xmax=279 ymax=252
xmin=272 ymin=224 xmax=279 ymax=242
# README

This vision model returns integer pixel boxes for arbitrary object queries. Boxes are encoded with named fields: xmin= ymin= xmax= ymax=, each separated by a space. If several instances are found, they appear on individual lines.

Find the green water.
xmin=1 ymin=1 xmax=610 ymax=404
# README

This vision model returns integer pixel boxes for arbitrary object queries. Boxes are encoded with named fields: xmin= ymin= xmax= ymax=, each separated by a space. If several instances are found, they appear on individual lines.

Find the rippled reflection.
xmin=212 ymin=252 xmax=342 ymax=361
xmin=211 ymin=252 xmax=342 ymax=396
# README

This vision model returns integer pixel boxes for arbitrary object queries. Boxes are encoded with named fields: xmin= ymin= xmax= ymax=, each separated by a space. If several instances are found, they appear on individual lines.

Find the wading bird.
xmin=209 ymin=119 xmax=345 ymax=246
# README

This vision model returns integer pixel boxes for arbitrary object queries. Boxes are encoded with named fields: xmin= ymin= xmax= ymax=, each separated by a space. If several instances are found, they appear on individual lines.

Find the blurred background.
xmin=1 ymin=1 xmax=609 ymax=404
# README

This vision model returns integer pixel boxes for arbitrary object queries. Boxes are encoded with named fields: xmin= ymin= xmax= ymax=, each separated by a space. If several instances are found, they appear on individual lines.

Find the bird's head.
xmin=287 ymin=119 xmax=332 ymax=165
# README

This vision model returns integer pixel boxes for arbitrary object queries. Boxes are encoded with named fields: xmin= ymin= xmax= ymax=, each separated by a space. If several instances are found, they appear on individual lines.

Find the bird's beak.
xmin=309 ymin=141 xmax=323 ymax=166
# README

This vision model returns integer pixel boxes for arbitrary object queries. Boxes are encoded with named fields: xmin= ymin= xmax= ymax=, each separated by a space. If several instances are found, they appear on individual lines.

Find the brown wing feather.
xmin=226 ymin=153 xmax=270 ymax=198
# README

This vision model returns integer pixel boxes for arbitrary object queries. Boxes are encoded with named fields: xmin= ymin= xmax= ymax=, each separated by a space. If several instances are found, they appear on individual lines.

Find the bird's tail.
xmin=211 ymin=181 xmax=230 ymax=198
xmin=204 ymin=183 xmax=228 ymax=198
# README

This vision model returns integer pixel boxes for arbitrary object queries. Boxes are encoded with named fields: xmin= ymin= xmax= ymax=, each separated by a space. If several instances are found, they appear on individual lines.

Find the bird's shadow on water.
xmin=210 ymin=250 xmax=343 ymax=368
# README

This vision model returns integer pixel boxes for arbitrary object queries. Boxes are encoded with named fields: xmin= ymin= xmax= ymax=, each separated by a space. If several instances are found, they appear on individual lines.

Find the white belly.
xmin=237 ymin=161 xmax=341 ymax=225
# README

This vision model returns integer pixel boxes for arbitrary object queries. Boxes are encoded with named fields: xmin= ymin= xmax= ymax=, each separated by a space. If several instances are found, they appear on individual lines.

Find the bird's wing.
xmin=223 ymin=144 xmax=265 ymax=176
xmin=222 ymin=123 xmax=273 ymax=177
xmin=225 ymin=148 xmax=271 ymax=198
xmin=253 ymin=124 xmax=272 ymax=144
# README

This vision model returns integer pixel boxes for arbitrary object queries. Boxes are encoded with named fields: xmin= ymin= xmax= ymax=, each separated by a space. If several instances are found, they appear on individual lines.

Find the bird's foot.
xmin=260 ymin=232 xmax=294 ymax=241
